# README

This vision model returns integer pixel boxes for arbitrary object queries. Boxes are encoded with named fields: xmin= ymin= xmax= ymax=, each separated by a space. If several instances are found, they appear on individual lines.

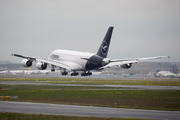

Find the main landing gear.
xmin=71 ymin=71 xmax=79 ymax=76
xmin=60 ymin=70 xmax=92 ymax=76
xmin=62 ymin=71 xmax=68 ymax=76
xmin=81 ymin=71 xmax=92 ymax=76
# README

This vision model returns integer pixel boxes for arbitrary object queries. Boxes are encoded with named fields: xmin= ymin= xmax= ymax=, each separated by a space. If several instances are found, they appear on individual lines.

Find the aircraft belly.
xmin=70 ymin=64 xmax=84 ymax=71
xmin=85 ymin=55 xmax=103 ymax=70
xmin=73 ymin=59 xmax=87 ymax=71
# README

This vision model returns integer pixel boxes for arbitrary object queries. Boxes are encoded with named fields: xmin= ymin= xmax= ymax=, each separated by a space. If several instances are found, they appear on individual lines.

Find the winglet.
xmin=168 ymin=54 xmax=170 ymax=59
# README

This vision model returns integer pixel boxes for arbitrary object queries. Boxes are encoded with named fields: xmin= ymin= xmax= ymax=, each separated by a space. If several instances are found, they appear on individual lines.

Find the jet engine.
xmin=120 ymin=63 xmax=132 ymax=69
xmin=36 ymin=62 xmax=47 ymax=70
xmin=21 ymin=59 xmax=32 ymax=67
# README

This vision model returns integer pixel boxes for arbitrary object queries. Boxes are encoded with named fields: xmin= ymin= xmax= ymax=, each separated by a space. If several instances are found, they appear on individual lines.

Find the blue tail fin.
xmin=96 ymin=27 xmax=113 ymax=58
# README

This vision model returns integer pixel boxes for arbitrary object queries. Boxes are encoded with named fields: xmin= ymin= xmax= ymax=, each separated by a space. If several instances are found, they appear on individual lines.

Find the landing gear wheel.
xmin=71 ymin=72 xmax=79 ymax=76
xmin=81 ymin=71 xmax=92 ymax=76
xmin=51 ymin=69 xmax=55 ymax=72
xmin=62 ymin=71 xmax=68 ymax=76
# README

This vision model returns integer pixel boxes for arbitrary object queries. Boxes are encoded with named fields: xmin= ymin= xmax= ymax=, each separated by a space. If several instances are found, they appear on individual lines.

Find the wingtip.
xmin=168 ymin=55 xmax=170 ymax=59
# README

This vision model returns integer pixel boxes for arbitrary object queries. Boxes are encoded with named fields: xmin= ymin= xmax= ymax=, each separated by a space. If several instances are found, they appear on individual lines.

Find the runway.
xmin=0 ymin=101 xmax=179 ymax=119
xmin=0 ymin=81 xmax=180 ymax=90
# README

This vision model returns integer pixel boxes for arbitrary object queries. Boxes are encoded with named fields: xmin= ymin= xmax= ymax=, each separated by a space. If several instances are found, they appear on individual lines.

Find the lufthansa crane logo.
xmin=101 ymin=41 xmax=108 ymax=55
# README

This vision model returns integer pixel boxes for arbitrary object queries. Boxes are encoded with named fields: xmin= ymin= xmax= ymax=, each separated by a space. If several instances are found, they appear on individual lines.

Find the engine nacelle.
xmin=21 ymin=59 xmax=32 ymax=67
xmin=120 ymin=63 xmax=132 ymax=69
xmin=36 ymin=62 xmax=47 ymax=70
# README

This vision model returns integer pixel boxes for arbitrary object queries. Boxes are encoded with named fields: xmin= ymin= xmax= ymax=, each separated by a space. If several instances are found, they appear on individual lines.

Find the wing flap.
xmin=12 ymin=54 xmax=36 ymax=61
xmin=105 ymin=60 xmax=138 ymax=68
xmin=12 ymin=53 xmax=72 ymax=71
xmin=110 ymin=56 xmax=169 ymax=62
xmin=103 ymin=55 xmax=169 ymax=68
xmin=36 ymin=58 xmax=72 ymax=71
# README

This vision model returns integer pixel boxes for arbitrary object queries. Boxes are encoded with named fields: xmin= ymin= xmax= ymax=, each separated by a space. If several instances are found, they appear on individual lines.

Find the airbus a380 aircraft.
xmin=12 ymin=27 xmax=169 ymax=76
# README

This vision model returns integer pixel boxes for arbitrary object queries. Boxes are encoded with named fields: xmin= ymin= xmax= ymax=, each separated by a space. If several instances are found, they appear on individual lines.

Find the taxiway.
xmin=0 ymin=81 xmax=180 ymax=90
xmin=0 ymin=101 xmax=179 ymax=119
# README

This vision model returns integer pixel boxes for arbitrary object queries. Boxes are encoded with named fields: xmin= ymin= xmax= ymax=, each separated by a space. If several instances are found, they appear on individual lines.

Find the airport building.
xmin=102 ymin=62 xmax=179 ymax=76
xmin=0 ymin=62 xmax=179 ymax=76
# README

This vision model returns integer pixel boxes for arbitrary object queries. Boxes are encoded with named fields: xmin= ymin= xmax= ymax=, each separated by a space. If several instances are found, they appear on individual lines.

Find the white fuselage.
xmin=12 ymin=27 xmax=169 ymax=76
xmin=48 ymin=49 xmax=94 ymax=71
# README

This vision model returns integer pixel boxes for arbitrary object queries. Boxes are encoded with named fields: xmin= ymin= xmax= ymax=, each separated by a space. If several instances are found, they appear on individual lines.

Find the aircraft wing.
xmin=12 ymin=54 xmax=72 ymax=71
xmin=104 ymin=55 xmax=169 ymax=68
xmin=36 ymin=58 xmax=72 ymax=71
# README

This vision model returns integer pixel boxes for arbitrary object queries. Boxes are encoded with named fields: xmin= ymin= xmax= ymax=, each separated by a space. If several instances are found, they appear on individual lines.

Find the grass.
xmin=0 ymin=112 xmax=149 ymax=120
xmin=0 ymin=77 xmax=180 ymax=86
xmin=0 ymin=77 xmax=180 ymax=111
xmin=0 ymin=84 xmax=133 ymax=90
xmin=0 ymin=84 xmax=180 ymax=111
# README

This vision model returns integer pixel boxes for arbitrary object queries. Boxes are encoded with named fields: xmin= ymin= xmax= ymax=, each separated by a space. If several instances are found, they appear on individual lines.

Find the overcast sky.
xmin=0 ymin=0 xmax=180 ymax=63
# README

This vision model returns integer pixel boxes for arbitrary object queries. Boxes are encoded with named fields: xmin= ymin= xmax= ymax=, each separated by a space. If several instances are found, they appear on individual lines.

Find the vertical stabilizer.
xmin=96 ymin=27 xmax=113 ymax=58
